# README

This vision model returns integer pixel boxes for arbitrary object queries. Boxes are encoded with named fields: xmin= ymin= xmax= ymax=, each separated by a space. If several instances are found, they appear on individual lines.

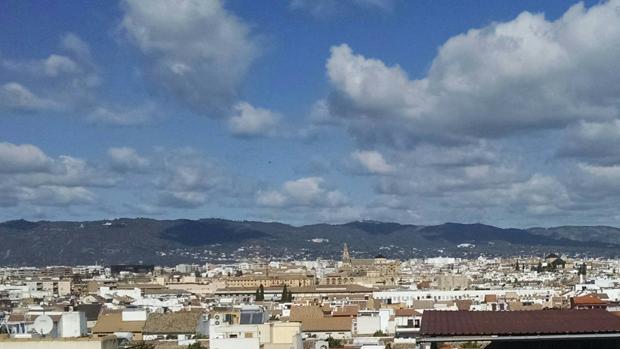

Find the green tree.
xmin=187 ymin=342 xmax=203 ymax=349
xmin=255 ymin=288 xmax=262 ymax=301
xmin=287 ymin=290 xmax=294 ymax=302
xmin=535 ymin=261 xmax=543 ymax=273
xmin=255 ymin=284 xmax=265 ymax=301
xmin=280 ymin=284 xmax=288 ymax=303
xmin=579 ymin=263 xmax=587 ymax=276
xmin=373 ymin=330 xmax=385 ymax=336
xmin=326 ymin=336 xmax=342 ymax=348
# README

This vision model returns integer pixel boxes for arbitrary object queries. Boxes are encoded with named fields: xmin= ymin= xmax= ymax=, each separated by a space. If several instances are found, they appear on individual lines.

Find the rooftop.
xmin=572 ymin=294 xmax=607 ymax=305
xmin=421 ymin=310 xmax=620 ymax=337
xmin=143 ymin=310 xmax=203 ymax=334
xmin=92 ymin=312 xmax=145 ymax=334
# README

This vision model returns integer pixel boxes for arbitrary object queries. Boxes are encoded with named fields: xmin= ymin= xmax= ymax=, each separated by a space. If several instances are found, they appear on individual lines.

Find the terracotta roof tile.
xmin=301 ymin=317 xmax=352 ymax=332
xmin=143 ymin=311 xmax=203 ymax=334
xmin=421 ymin=310 xmax=620 ymax=337
xmin=333 ymin=305 xmax=359 ymax=317
xmin=572 ymin=294 xmax=607 ymax=305
xmin=395 ymin=308 xmax=421 ymax=317
xmin=92 ymin=313 xmax=145 ymax=334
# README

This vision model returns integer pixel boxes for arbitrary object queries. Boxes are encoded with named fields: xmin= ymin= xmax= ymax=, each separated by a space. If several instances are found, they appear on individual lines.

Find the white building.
xmin=373 ymin=288 xmax=555 ymax=306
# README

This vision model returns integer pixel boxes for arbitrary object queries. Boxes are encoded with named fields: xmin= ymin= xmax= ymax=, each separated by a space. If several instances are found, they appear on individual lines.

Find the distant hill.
xmin=0 ymin=218 xmax=619 ymax=266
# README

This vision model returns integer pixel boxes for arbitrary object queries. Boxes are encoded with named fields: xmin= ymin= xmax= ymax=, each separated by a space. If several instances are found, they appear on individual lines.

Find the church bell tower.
xmin=342 ymin=243 xmax=351 ymax=264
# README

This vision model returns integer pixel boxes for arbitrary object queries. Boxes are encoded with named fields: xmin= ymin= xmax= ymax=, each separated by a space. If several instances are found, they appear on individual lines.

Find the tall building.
xmin=342 ymin=243 xmax=351 ymax=264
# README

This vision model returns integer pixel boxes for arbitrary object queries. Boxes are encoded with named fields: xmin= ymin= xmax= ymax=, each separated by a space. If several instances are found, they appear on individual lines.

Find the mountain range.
xmin=1 ymin=218 xmax=619 ymax=266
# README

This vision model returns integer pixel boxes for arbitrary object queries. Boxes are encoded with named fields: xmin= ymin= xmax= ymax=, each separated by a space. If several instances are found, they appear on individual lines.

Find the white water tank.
xmin=59 ymin=311 xmax=87 ymax=338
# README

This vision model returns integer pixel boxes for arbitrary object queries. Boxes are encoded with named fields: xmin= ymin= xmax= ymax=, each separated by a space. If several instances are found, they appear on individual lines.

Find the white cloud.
xmin=0 ymin=142 xmax=110 ymax=208
xmin=579 ymin=163 xmax=620 ymax=179
xmin=570 ymin=163 xmax=620 ymax=200
xmin=121 ymin=0 xmax=259 ymax=113
xmin=558 ymin=120 xmax=620 ymax=165
xmin=0 ymin=33 xmax=100 ymax=114
xmin=2 ymin=54 xmax=80 ymax=78
xmin=0 ymin=142 xmax=52 ymax=173
xmin=256 ymin=190 xmax=288 ymax=207
xmin=107 ymin=147 xmax=150 ymax=173
xmin=351 ymin=150 xmax=394 ymax=174
xmin=257 ymin=177 xmax=348 ymax=208
xmin=60 ymin=33 xmax=94 ymax=64
xmin=153 ymin=148 xmax=250 ymax=208
xmin=43 ymin=54 xmax=80 ymax=77
xmin=16 ymin=185 xmax=95 ymax=207
xmin=228 ymin=102 xmax=280 ymax=137
xmin=325 ymin=1 xmax=620 ymax=146
xmin=88 ymin=103 xmax=157 ymax=126
xmin=504 ymin=175 xmax=571 ymax=216
xmin=0 ymin=82 xmax=61 ymax=112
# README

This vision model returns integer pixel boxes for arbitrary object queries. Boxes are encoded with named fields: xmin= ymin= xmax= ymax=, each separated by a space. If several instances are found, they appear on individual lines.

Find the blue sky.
xmin=1 ymin=0 xmax=620 ymax=227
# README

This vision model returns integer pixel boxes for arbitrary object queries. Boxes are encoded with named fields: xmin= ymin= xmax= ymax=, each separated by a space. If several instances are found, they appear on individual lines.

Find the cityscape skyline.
xmin=2 ymin=2 xmax=620 ymax=347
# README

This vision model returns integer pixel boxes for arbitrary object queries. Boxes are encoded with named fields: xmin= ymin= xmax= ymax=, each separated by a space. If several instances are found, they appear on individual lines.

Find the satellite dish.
xmin=33 ymin=315 xmax=53 ymax=336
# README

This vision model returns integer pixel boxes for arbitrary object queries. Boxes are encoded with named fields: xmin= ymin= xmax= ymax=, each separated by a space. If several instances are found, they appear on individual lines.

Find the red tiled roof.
xmin=455 ymin=300 xmax=473 ymax=311
xmin=333 ymin=305 xmax=359 ymax=317
xmin=421 ymin=310 xmax=620 ymax=337
xmin=395 ymin=308 xmax=421 ymax=317
xmin=572 ymin=294 xmax=607 ymax=305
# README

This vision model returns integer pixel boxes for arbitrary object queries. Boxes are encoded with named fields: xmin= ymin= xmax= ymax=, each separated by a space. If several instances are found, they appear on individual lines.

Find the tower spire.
xmin=342 ymin=243 xmax=351 ymax=264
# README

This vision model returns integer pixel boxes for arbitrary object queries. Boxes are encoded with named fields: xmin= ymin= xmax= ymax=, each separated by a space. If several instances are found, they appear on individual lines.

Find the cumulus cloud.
xmin=502 ymin=174 xmax=572 ymax=216
xmin=0 ymin=33 xmax=100 ymax=113
xmin=60 ymin=33 xmax=95 ymax=65
xmin=0 ymin=32 xmax=159 ymax=127
xmin=0 ymin=142 xmax=109 ymax=208
xmin=228 ymin=102 xmax=280 ymax=137
xmin=256 ymin=177 xmax=348 ymax=208
xmin=42 ymin=54 xmax=81 ymax=77
xmin=120 ymin=0 xmax=259 ymax=114
xmin=0 ymin=142 xmax=52 ymax=173
xmin=153 ymin=148 xmax=253 ymax=208
xmin=558 ymin=120 xmax=620 ymax=165
xmin=256 ymin=190 xmax=288 ymax=207
xmin=377 ymin=161 xmax=524 ymax=197
xmin=571 ymin=163 xmax=620 ymax=199
xmin=2 ymin=54 xmax=82 ymax=79
xmin=294 ymin=0 xmax=620 ymax=225
xmin=107 ymin=147 xmax=150 ymax=173
xmin=16 ymin=185 xmax=95 ymax=207
xmin=325 ymin=1 xmax=620 ymax=147
xmin=351 ymin=150 xmax=394 ymax=175
xmin=0 ymin=82 xmax=61 ymax=112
